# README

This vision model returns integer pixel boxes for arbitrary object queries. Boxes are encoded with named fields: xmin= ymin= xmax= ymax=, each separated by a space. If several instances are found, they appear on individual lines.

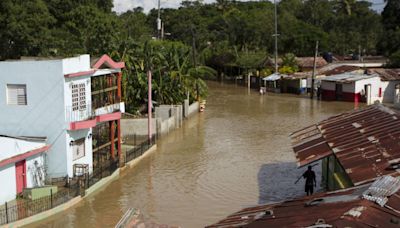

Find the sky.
xmin=112 ymin=0 xmax=386 ymax=14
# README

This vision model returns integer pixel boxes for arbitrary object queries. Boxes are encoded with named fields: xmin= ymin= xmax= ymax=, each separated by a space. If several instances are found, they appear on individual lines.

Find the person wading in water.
xmin=302 ymin=165 xmax=316 ymax=196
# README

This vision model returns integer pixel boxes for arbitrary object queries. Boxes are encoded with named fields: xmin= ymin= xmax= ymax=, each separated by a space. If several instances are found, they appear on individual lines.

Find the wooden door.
xmin=15 ymin=160 xmax=26 ymax=194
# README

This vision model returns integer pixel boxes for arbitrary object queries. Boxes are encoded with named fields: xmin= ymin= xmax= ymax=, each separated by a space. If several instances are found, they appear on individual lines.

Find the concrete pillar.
xmin=184 ymin=99 xmax=189 ymax=118
xmin=366 ymin=84 xmax=372 ymax=105
xmin=395 ymin=84 xmax=400 ymax=108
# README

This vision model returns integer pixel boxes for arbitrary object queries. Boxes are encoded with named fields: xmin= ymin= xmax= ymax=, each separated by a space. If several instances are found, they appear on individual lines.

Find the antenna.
xmin=273 ymin=0 xmax=279 ymax=74
xmin=157 ymin=0 xmax=162 ymax=39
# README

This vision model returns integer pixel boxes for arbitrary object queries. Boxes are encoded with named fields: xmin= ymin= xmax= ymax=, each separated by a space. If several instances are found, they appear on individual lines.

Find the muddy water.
xmin=35 ymin=82 xmax=355 ymax=228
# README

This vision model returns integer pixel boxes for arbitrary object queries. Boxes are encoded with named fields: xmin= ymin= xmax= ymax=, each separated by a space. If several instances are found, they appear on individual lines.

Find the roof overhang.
xmin=0 ymin=145 xmax=50 ymax=168
xmin=64 ymin=54 xmax=125 ymax=79
xmin=291 ymin=125 xmax=333 ymax=167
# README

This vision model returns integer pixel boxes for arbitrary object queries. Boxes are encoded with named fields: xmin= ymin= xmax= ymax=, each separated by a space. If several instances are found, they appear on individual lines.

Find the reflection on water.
xmin=34 ymin=82 xmax=355 ymax=228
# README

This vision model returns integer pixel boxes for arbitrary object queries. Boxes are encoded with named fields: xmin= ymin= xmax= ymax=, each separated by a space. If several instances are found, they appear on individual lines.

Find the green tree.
xmin=0 ymin=0 xmax=55 ymax=59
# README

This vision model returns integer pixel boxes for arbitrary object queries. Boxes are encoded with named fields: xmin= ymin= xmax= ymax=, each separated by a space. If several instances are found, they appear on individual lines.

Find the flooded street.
xmin=36 ymin=82 xmax=355 ymax=228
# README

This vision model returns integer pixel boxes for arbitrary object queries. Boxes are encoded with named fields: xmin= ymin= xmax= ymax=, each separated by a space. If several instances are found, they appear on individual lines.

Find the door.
xmin=335 ymin=84 xmax=343 ymax=100
xmin=15 ymin=160 xmax=26 ymax=194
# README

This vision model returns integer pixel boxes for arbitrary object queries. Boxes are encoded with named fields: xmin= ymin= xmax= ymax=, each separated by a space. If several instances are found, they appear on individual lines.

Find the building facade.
xmin=0 ymin=54 xmax=125 ymax=178
xmin=320 ymin=73 xmax=382 ymax=104
xmin=0 ymin=136 xmax=49 ymax=204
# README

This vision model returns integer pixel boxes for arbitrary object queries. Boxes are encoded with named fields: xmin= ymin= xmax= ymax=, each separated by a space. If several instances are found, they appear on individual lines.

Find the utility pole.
xmin=157 ymin=0 xmax=161 ymax=39
xmin=147 ymin=69 xmax=152 ymax=142
xmin=273 ymin=0 xmax=279 ymax=74
xmin=311 ymin=40 xmax=319 ymax=99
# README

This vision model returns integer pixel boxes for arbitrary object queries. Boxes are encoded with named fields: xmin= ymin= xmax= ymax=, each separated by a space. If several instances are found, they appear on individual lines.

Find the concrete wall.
xmin=0 ymin=59 xmax=68 ymax=178
xmin=122 ymin=103 xmax=197 ymax=139
xmin=321 ymin=81 xmax=336 ymax=91
xmin=0 ymin=163 xmax=17 ymax=204
xmin=354 ymin=77 xmax=383 ymax=103
xmin=187 ymin=102 xmax=199 ymax=117
xmin=121 ymin=118 xmax=157 ymax=137
xmin=66 ymin=129 xmax=93 ymax=177
xmin=381 ymin=81 xmax=400 ymax=103
xmin=26 ymin=153 xmax=46 ymax=188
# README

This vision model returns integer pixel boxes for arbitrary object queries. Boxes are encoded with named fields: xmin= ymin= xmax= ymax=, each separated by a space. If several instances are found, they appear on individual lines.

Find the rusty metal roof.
xmin=321 ymin=72 xmax=378 ymax=83
xmin=296 ymin=57 xmax=328 ymax=69
xmin=207 ymin=177 xmax=400 ymax=228
xmin=368 ymin=68 xmax=400 ymax=81
xmin=291 ymin=104 xmax=400 ymax=186
xmin=322 ymin=65 xmax=362 ymax=76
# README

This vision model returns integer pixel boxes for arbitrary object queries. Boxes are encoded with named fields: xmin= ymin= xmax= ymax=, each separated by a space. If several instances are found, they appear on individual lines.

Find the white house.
xmin=368 ymin=69 xmax=400 ymax=104
xmin=320 ymin=73 xmax=382 ymax=104
xmin=0 ymin=54 xmax=125 ymax=179
xmin=0 ymin=136 xmax=49 ymax=204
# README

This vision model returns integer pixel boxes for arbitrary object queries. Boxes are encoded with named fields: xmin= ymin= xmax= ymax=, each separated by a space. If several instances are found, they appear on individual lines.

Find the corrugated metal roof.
xmin=262 ymin=73 xmax=284 ymax=81
xmin=207 ymin=180 xmax=400 ymax=228
xmin=321 ymin=72 xmax=378 ymax=83
xmin=362 ymin=176 xmax=400 ymax=206
xmin=291 ymin=104 xmax=400 ymax=186
xmin=322 ymin=65 xmax=362 ymax=76
xmin=368 ymin=68 xmax=400 ymax=81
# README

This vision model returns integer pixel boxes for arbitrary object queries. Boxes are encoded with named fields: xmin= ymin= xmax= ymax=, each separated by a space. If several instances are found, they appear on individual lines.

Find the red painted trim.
xmin=110 ymin=121 xmax=115 ymax=159
xmin=117 ymin=72 xmax=122 ymax=99
xmin=92 ymin=55 xmax=125 ymax=69
xmin=0 ymin=145 xmax=50 ymax=168
xmin=96 ymin=112 xmax=121 ymax=123
xmin=117 ymin=119 xmax=121 ymax=158
xmin=69 ymin=119 xmax=97 ymax=130
xmin=65 ymin=70 xmax=96 ymax=78
xmin=321 ymin=89 xmax=336 ymax=101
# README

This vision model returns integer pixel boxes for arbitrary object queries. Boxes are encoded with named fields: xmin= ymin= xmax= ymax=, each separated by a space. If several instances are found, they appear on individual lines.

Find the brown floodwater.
xmin=33 ymin=82 xmax=356 ymax=228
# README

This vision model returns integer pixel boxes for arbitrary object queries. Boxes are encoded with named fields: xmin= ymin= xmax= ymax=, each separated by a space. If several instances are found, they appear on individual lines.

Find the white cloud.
xmin=112 ymin=0 xmax=385 ymax=14
xmin=113 ymin=0 xmax=250 ymax=13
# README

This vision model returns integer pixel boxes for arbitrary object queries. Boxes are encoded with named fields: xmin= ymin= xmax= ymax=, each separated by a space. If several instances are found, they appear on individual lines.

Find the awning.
xmin=263 ymin=73 xmax=282 ymax=81
xmin=291 ymin=125 xmax=333 ymax=167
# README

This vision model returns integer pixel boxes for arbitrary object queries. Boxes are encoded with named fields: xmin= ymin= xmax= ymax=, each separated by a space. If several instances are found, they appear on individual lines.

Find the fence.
xmin=0 ymin=183 xmax=80 ymax=225
xmin=85 ymin=159 xmax=119 ymax=189
xmin=125 ymin=135 xmax=156 ymax=164
xmin=0 ymin=136 xmax=156 ymax=225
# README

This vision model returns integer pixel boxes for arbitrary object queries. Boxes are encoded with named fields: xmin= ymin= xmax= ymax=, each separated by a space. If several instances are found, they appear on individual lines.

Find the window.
xmin=71 ymin=83 xmax=86 ymax=111
xmin=7 ymin=84 xmax=27 ymax=105
xmin=72 ymin=138 xmax=85 ymax=161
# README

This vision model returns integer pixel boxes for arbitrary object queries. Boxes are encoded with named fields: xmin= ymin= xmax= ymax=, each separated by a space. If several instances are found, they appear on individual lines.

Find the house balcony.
xmin=66 ymin=101 xmax=124 ymax=131
xmin=93 ymin=98 xmax=125 ymax=117
xmin=66 ymin=103 xmax=96 ymax=130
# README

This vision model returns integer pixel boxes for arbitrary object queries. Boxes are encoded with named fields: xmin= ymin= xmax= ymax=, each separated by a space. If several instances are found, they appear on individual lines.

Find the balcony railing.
xmin=65 ymin=103 xmax=94 ymax=123
xmin=94 ymin=102 xmax=124 ymax=116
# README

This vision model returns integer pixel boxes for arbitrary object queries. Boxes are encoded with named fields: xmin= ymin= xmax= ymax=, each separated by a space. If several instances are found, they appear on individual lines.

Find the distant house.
xmin=291 ymin=104 xmax=400 ymax=190
xmin=262 ymin=73 xmax=284 ymax=92
xmin=320 ymin=72 xmax=382 ymax=104
xmin=296 ymin=57 xmax=328 ymax=71
xmin=308 ymin=65 xmax=363 ymax=91
xmin=281 ymin=73 xmax=308 ymax=94
xmin=0 ymin=136 xmax=49 ymax=204
xmin=0 ymin=54 xmax=125 ymax=179
xmin=368 ymin=68 xmax=400 ymax=104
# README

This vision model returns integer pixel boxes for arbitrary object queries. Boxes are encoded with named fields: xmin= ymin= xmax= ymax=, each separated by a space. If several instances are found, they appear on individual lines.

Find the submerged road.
xmin=35 ymin=82 xmax=355 ymax=227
